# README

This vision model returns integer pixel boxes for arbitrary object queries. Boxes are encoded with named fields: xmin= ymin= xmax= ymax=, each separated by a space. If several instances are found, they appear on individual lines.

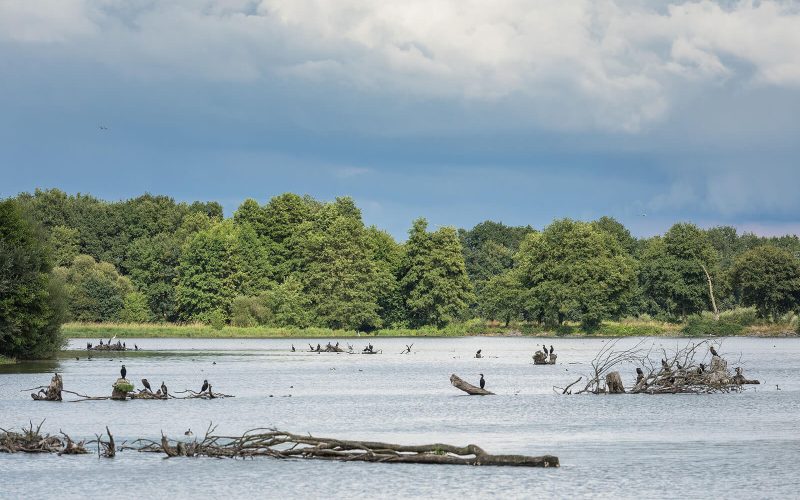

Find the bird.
xmin=542 ymin=344 xmax=548 ymax=354
xmin=549 ymin=345 xmax=554 ymax=355
xmin=479 ymin=374 xmax=485 ymax=390
xmin=120 ymin=365 xmax=127 ymax=379
xmin=134 ymin=344 xmax=139 ymax=351
xmin=776 ymin=384 xmax=781 ymax=391
xmin=99 ymin=339 xmax=103 ymax=346
xmin=475 ymin=349 xmax=482 ymax=358
xmin=185 ymin=429 xmax=193 ymax=436
xmin=291 ymin=344 xmax=295 ymax=352
xmin=710 ymin=346 xmax=719 ymax=357
xmin=160 ymin=381 xmax=168 ymax=396
xmin=636 ymin=367 xmax=645 ymax=384
xmin=697 ymin=363 xmax=706 ymax=374
xmin=141 ymin=379 xmax=152 ymax=392
xmin=661 ymin=359 xmax=669 ymax=371
xmin=200 ymin=380 xmax=209 ymax=393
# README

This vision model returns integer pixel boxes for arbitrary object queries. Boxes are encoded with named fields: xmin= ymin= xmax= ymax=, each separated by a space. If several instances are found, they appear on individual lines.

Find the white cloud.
xmin=1 ymin=1 xmax=799 ymax=131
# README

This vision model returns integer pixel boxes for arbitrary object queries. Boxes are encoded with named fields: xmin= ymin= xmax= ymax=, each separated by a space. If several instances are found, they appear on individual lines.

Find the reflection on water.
xmin=1 ymin=336 xmax=799 ymax=499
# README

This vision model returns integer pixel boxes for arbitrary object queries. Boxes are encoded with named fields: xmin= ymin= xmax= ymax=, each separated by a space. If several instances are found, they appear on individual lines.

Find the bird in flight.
xmin=98 ymin=124 xmax=109 ymax=131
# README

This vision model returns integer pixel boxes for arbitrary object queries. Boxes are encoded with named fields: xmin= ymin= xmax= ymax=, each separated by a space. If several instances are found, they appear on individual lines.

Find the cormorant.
xmin=201 ymin=379 xmax=209 ymax=393
xmin=291 ymin=344 xmax=295 ymax=352
xmin=697 ymin=363 xmax=706 ymax=374
xmin=476 ymin=349 xmax=482 ymax=358
xmin=549 ymin=345 xmax=554 ymax=355
xmin=141 ymin=379 xmax=152 ymax=392
xmin=636 ymin=367 xmax=645 ymax=384
xmin=710 ymin=346 xmax=719 ymax=357
xmin=123 ymin=342 xmax=126 ymax=349
xmin=479 ymin=374 xmax=485 ymax=389
xmin=185 ymin=429 xmax=193 ymax=436
xmin=542 ymin=344 xmax=548 ymax=354
xmin=317 ymin=343 xmax=321 ymax=352
xmin=99 ymin=339 xmax=103 ymax=346
xmin=134 ymin=344 xmax=139 ymax=351
xmin=120 ymin=365 xmax=127 ymax=379
xmin=161 ymin=381 xmax=168 ymax=396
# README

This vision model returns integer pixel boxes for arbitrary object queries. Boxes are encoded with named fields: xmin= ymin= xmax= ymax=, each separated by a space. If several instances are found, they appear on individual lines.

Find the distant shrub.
xmin=719 ymin=307 xmax=759 ymax=327
xmin=682 ymin=315 xmax=744 ymax=337
xmin=207 ymin=310 xmax=226 ymax=331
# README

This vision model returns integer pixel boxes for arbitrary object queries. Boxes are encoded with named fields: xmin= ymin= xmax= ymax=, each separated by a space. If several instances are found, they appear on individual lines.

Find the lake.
xmin=1 ymin=336 xmax=798 ymax=499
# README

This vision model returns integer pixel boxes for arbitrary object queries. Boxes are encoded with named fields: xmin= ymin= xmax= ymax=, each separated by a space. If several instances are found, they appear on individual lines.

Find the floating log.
xmin=450 ymin=374 xmax=494 ymax=395
xmin=135 ymin=427 xmax=557 ymax=467
xmin=31 ymin=373 xmax=63 ymax=401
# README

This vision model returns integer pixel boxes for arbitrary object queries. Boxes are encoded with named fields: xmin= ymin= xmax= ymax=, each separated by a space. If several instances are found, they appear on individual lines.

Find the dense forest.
xmin=2 ymin=189 xmax=800 ymax=357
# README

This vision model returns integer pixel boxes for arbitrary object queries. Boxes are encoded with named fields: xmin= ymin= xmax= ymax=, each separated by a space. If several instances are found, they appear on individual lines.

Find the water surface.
xmin=1 ymin=337 xmax=798 ymax=499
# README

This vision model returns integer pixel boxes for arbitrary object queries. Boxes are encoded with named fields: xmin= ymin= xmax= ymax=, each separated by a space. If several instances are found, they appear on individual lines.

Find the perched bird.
xmin=697 ymin=363 xmax=706 ymax=375
xmin=141 ymin=379 xmax=152 ymax=392
xmin=475 ymin=349 xmax=482 ymax=358
xmin=201 ymin=379 xmax=209 ymax=393
xmin=661 ymin=359 xmax=669 ymax=371
xmin=549 ymin=345 xmax=554 ymax=355
xmin=710 ymin=346 xmax=719 ymax=357
xmin=185 ymin=429 xmax=193 ymax=436
xmin=99 ymin=339 xmax=103 ymax=346
xmin=479 ymin=374 xmax=485 ymax=390
xmin=123 ymin=342 xmax=126 ymax=349
xmin=120 ymin=365 xmax=127 ymax=379
xmin=291 ymin=344 xmax=295 ymax=352
xmin=161 ymin=381 xmax=168 ymax=396
xmin=636 ymin=367 xmax=645 ymax=384
xmin=542 ymin=344 xmax=548 ymax=354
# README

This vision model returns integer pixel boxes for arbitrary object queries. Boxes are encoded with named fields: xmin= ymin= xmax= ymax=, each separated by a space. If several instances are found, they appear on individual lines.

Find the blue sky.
xmin=1 ymin=1 xmax=799 ymax=240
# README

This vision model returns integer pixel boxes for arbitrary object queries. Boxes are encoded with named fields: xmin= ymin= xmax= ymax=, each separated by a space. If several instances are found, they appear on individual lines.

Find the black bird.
xmin=120 ymin=365 xmax=127 ymax=379
xmin=141 ymin=379 xmax=152 ymax=392
xmin=661 ymin=359 xmax=669 ymax=371
xmin=201 ymin=379 xmax=209 ymax=393
xmin=476 ymin=349 xmax=482 ymax=358
xmin=123 ymin=342 xmax=126 ymax=349
xmin=161 ymin=381 xmax=168 ymax=396
xmin=542 ymin=344 xmax=548 ymax=354
xmin=99 ymin=339 xmax=103 ymax=346
xmin=134 ymin=344 xmax=138 ymax=351
xmin=87 ymin=342 xmax=92 ymax=350
xmin=549 ymin=345 xmax=554 ymax=355
xmin=636 ymin=367 xmax=645 ymax=384
xmin=291 ymin=344 xmax=295 ymax=352
xmin=710 ymin=346 xmax=719 ymax=357
xmin=479 ymin=374 xmax=485 ymax=389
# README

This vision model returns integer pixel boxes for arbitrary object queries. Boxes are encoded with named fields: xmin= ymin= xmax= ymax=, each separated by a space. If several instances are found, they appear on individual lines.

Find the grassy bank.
xmin=0 ymin=354 xmax=16 ymax=365
xmin=61 ymin=318 xmax=788 ymax=339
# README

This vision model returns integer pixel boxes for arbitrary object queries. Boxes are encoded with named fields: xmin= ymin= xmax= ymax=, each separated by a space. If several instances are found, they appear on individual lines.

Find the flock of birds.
xmin=117 ymin=364 xmax=210 ymax=399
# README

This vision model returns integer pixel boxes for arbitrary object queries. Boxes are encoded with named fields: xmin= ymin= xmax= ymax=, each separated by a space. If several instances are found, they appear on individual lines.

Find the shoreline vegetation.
xmin=62 ymin=319 xmax=797 ymax=340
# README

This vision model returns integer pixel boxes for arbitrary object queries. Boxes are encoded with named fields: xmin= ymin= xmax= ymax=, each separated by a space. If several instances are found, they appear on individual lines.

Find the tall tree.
xmin=516 ymin=219 xmax=636 ymax=329
xmin=639 ymin=223 xmax=718 ymax=319
xmin=401 ymin=219 xmax=474 ymax=328
xmin=56 ymin=255 xmax=134 ymax=322
xmin=0 ymin=200 xmax=66 ymax=358
xmin=731 ymin=245 xmax=800 ymax=320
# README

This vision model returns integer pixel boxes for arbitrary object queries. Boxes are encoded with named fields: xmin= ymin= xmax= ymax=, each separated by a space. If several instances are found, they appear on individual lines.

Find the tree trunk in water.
xmin=606 ymin=371 xmax=625 ymax=394
xmin=450 ymin=374 xmax=494 ymax=395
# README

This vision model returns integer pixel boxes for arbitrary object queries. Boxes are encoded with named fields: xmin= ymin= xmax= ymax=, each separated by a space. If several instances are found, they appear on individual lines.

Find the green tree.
xmin=291 ymin=198 xmax=383 ymax=330
xmin=175 ymin=221 xmax=272 ymax=322
xmin=401 ymin=219 xmax=474 ymax=328
xmin=118 ymin=292 xmax=151 ymax=323
xmin=730 ymin=245 xmax=800 ymax=320
xmin=0 ymin=200 xmax=66 ymax=358
xmin=516 ymin=219 xmax=636 ymax=329
xmin=478 ymin=270 xmax=525 ymax=325
xmin=592 ymin=216 xmax=637 ymax=255
xmin=639 ymin=223 xmax=718 ymax=319
xmin=459 ymin=220 xmax=534 ymax=289
xmin=58 ymin=255 xmax=134 ymax=322
xmin=125 ymin=233 xmax=182 ymax=321
xmin=48 ymin=225 xmax=79 ymax=267
xmin=262 ymin=276 xmax=313 ymax=328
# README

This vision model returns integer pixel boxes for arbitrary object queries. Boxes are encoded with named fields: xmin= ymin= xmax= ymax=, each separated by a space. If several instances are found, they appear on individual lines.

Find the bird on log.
xmin=479 ymin=374 xmax=486 ymax=389
xmin=201 ymin=380 xmax=209 ymax=393
xmin=120 ymin=365 xmax=127 ymax=379
xmin=549 ymin=345 xmax=554 ymax=355
xmin=141 ymin=379 xmax=152 ymax=392
xmin=710 ymin=346 xmax=719 ymax=357
xmin=161 ymin=381 xmax=168 ymax=397
xmin=475 ymin=349 xmax=482 ymax=358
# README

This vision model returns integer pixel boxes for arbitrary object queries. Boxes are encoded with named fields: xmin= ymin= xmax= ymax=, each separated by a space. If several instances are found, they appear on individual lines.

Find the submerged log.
xmin=31 ymin=373 xmax=63 ymax=401
xmin=605 ymin=371 xmax=625 ymax=394
xmin=137 ymin=427 xmax=558 ymax=467
xmin=450 ymin=374 xmax=494 ymax=395
xmin=0 ymin=421 xmax=87 ymax=455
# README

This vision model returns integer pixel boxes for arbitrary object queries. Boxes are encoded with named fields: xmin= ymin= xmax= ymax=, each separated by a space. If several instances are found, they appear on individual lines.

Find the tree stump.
xmin=111 ymin=378 xmax=134 ymax=400
xmin=605 ymin=371 xmax=625 ymax=394
xmin=532 ymin=351 xmax=548 ymax=365
xmin=548 ymin=353 xmax=557 ymax=365
xmin=450 ymin=374 xmax=494 ymax=395
xmin=31 ymin=373 xmax=63 ymax=401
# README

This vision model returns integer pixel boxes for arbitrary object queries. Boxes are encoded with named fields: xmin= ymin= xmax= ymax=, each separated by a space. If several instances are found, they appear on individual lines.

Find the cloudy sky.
xmin=1 ymin=0 xmax=798 ymax=239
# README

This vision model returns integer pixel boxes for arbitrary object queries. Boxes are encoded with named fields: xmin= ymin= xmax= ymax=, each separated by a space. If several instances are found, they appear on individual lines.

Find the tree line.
xmin=2 ymin=188 xmax=800 ymax=358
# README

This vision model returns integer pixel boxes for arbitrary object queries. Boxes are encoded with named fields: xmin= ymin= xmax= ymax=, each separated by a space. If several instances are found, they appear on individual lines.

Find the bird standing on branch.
xmin=201 ymin=380 xmax=209 ymax=393
xmin=120 ymin=365 xmax=127 ymax=379
xmin=141 ymin=379 xmax=152 ymax=392
xmin=479 ymin=374 xmax=485 ymax=389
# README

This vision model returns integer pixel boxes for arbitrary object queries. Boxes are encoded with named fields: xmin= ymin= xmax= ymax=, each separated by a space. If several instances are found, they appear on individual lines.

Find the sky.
xmin=1 ymin=0 xmax=799 ymax=240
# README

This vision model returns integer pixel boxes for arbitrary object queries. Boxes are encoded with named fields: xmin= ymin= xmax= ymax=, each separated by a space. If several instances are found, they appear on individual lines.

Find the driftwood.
xmin=450 ymin=374 xmax=494 ymax=395
xmin=0 ymin=421 xmax=88 ymax=455
xmin=30 ymin=373 xmax=63 ymax=401
xmin=567 ymin=340 xmax=759 ymax=395
xmin=130 ymin=425 xmax=557 ymax=467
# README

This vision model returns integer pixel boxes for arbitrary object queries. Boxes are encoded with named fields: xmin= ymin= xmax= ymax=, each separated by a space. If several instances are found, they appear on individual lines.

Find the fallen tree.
xmin=131 ymin=426 xmax=557 ymax=467
xmin=30 ymin=373 xmax=63 ymax=401
xmin=557 ymin=339 xmax=759 ymax=395
xmin=0 ymin=421 xmax=87 ymax=455
xmin=450 ymin=374 xmax=494 ymax=395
